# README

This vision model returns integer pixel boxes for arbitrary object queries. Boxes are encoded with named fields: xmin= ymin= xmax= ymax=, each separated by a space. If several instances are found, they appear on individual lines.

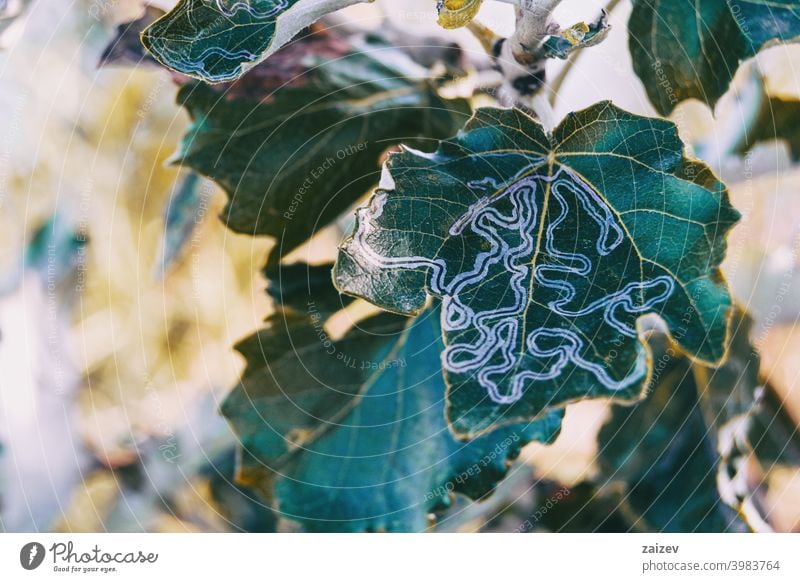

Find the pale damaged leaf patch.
xmin=437 ymin=0 xmax=483 ymax=30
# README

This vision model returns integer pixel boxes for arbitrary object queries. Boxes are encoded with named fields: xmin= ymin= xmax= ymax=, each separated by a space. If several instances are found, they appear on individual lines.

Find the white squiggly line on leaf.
xmin=351 ymin=164 xmax=674 ymax=404
xmin=212 ymin=0 xmax=289 ymax=18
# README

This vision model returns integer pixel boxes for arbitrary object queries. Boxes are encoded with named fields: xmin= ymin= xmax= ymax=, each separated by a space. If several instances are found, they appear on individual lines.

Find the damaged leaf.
xmin=141 ymin=0 xmax=366 ymax=82
xmin=336 ymin=102 xmax=739 ymax=438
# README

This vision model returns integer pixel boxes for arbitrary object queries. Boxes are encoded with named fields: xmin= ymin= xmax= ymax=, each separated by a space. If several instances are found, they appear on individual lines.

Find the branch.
xmin=548 ymin=0 xmax=624 ymax=105
xmin=467 ymin=0 xmax=610 ymax=129
xmin=510 ymin=0 xmax=564 ymax=52
xmin=495 ymin=1 xmax=562 ymax=98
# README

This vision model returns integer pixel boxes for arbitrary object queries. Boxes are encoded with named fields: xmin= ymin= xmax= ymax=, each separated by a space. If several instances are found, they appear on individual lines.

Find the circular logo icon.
xmin=20 ymin=542 xmax=46 ymax=570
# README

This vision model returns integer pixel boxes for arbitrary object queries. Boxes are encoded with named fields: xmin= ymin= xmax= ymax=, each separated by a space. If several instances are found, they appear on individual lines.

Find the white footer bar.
xmin=1 ymin=533 xmax=797 ymax=580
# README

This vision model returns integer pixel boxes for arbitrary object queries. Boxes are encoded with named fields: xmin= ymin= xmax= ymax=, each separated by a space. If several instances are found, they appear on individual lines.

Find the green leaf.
xmin=594 ymin=309 xmax=784 ymax=532
xmin=732 ymin=78 xmax=800 ymax=160
xmin=335 ymin=102 xmax=739 ymax=438
xmin=732 ymin=0 xmax=800 ymax=48
xmin=746 ymin=94 xmax=800 ymax=159
xmin=710 ymin=315 xmax=800 ymax=529
xmin=718 ymin=385 xmax=800 ymax=529
xmin=629 ymin=0 xmax=800 ymax=115
xmin=202 ymin=448 xmax=277 ymax=532
xmin=692 ymin=309 xmax=799 ymax=467
xmin=693 ymin=310 xmax=761 ymax=433
xmin=542 ymin=11 xmax=611 ymax=60
xmin=264 ymin=262 xmax=352 ymax=316
xmin=175 ymin=36 xmax=470 ymax=259
xmin=597 ymin=327 xmax=750 ymax=532
xmin=529 ymin=482 xmax=632 ymax=533
xmin=222 ymin=301 xmax=563 ymax=532
xmin=141 ymin=0 xmax=365 ymax=82
xmin=743 ymin=391 xmax=800 ymax=467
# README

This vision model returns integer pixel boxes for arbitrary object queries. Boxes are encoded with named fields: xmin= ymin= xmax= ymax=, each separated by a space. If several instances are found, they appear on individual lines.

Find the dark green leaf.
xmin=141 ymin=0 xmax=365 ymax=82
xmin=744 ymin=388 xmax=800 ymax=466
xmin=202 ymin=449 xmax=277 ymax=532
xmin=264 ymin=262 xmax=351 ymax=316
xmin=732 ymin=76 xmax=800 ymax=160
xmin=528 ymin=482 xmax=631 ymax=533
xmin=732 ymin=0 xmax=800 ymax=48
xmin=690 ymin=310 xmax=760 ymax=436
xmin=336 ymin=102 xmax=739 ymax=438
xmin=717 ymin=382 xmax=800 ymax=530
xmin=690 ymin=309 xmax=799 ymax=530
xmin=222 ymin=303 xmax=563 ymax=532
xmin=746 ymin=93 xmax=800 ymax=159
xmin=175 ymin=34 xmax=470 ymax=259
xmin=597 ymin=328 xmax=750 ymax=532
xmin=542 ymin=10 xmax=611 ymax=60
xmin=629 ymin=0 xmax=800 ymax=115
xmin=712 ymin=313 xmax=800 ymax=470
